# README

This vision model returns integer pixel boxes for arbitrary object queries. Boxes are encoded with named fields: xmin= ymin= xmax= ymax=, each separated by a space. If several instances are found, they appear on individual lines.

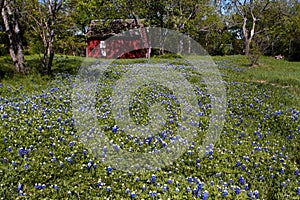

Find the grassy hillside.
xmin=0 ymin=54 xmax=299 ymax=198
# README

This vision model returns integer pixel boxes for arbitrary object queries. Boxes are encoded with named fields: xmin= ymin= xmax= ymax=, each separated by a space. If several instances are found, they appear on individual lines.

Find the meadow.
xmin=0 ymin=54 xmax=299 ymax=199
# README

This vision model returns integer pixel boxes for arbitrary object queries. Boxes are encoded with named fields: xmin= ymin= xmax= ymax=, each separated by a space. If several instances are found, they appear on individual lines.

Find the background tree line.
xmin=0 ymin=0 xmax=300 ymax=74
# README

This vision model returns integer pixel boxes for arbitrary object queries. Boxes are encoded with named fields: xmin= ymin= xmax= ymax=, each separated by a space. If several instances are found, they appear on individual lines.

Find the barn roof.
xmin=86 ymin=19 xmax=145 ymax=39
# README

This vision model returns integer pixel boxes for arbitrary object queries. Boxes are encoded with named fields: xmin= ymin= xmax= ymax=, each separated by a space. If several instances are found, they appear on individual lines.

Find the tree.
xmin=1 ymin=0 xmax=25 ymax=72
xmin=227 ymin=0 xmax=271 ymax=56
xmin=23 ymin=0 xmax=65 ymax=74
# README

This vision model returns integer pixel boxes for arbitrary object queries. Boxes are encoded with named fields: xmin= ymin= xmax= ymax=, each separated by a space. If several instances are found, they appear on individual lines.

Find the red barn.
xmin=86 ymin=19 xmax=149 ymax=59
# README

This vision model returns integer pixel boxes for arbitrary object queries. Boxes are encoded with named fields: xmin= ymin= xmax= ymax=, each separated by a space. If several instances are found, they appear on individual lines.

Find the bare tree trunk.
xmin=2 ymin=7 xmax=18 ymax=69
xmin=242 ymin=15 xmax=256 ymax=56
xmin=1 ymin=0 xmax=25 ymax=73
xmin=12 ymin=6 xmax=25 ymax=72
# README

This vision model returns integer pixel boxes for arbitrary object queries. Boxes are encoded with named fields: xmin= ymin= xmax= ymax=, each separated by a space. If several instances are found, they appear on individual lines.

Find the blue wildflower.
xmin=202 ymin=190 xmax=209 ymax=200
xmin=244 ymin=184 xmax=250 ymax=190
xmin=151 ymin=174 xmax=156 ymax=183
xmin=295 ymin=168 xmax=299 ymax=177
xmin=248 ymin=191 xmax=253 ymax=198
xmin=67 ymin=157 xmax=72 ymax=163
xmin=235 ymin=186 xmax=241 ymax=195
xmin=197 ymin=182 xmax=203 ymax=191
xmin=239 ymin=176 xmax=245 ymax=185
xmin=106 ymin=166 xmax=112 ymax=175
xmin=222 ymin=189 xmax=228 ymax=197
xmin=17 ymin=183 xmax=22 ymax=192
xmin=130 ymin=192 xmax=136 ymax=198
xmin=112 ymin=125 xmax=118 ymax=133
xmin=186 ymin=186 xmax=191 ymax=192
xmin=54 ymin=184 xmax=59 ymax=190
xmin=24 ymin=163 xmax=29 ymax=170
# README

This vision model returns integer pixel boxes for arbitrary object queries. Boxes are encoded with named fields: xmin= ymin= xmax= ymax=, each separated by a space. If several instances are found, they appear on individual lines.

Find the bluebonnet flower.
xmin=125 ymin=188 xmax=130 ymax=194
xmin=239 ymin=176 xmax=245 ymax=185
xmin=17 ymin=183 xmax=22 ymax=192
xmin=66 ymin=157 xmax=72 ymax=163
xmin=222 ymin=189 xmax=228 ymax=197
xmin=202 ymin=190 xmax=209 ymax=200
xmin=197 ymin=182 xmax=203 ymax=191
xmin=282 ymin=182 xmax=287 ymax=187
xmin=19 ymin=148 xmax=24 ymax=157
xmin=112 ymin=125 xmax=118 ymax=133
xmin=235 ymin=186 xmax=241 ymax=195
xmin=106 ymin=166 xmax=112 ymax=175
xmin=69 ymin=141 xmax=76 ymax=147
xmin=296 ymin=187 xmax=300 ymax=195
xmin=254 ymin=190 xmax=259 ymax=198
xmin=295 ymin=168 xmax=299 ymax=177
xmin=163 ymin=185 xmax=168 ymax=192
xmin=244 ymin=184 xmax=250 ymax=190
xmin=142 ymin=184 xmax=146 ymax=191
xmin=151 ymin=174 xmax=156 ymax=183
xmin=236 ymin=160 xmax=241 ymax=167
xmin=53 ymin=184 xmax=59 ymax=191
xmin=186 ymin=186 xmax=191 ymax=192
xmin=12 ymin=160 xmax=16 ymax=166
xmin=87 ymin=162 xmax=92 ymax=170
xmin=248 ymin=191 xmax=253 ymax=198
xmin=24 ymin=163 xmax=29 ymax=170
xmin=241 ymin=164 xmax=246 ymax=171
xmin=175 ymin=188 xmax=180 ymax=192
xmin=8 ymin=146 xmax=12 ymax=152
xmin=106 ymin=186 xmax=111 ymax=192
xmin=149 ymin=191 xmax=157 ymax=197
xmin=130 ymin=192 xmax=136 ymax=198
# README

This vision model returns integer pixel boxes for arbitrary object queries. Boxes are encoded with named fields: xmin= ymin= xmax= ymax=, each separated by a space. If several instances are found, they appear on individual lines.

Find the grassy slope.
xmin=0 ymin=54 xmax=299 ymax=198
xmin=0 ymin=54 xmax=299 ymax=107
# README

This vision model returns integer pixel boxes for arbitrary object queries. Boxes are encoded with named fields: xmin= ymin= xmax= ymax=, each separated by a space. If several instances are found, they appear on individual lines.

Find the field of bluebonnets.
xmin=0 ymin=55 xmax=299 ymax=199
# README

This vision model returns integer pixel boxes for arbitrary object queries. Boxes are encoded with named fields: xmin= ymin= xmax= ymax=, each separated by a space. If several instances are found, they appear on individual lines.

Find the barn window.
xmin=100 ymin=41 xmax=106 ymax=56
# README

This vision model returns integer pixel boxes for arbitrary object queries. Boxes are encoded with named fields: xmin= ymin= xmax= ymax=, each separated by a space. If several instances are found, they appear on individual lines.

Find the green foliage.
xmin=0 ymin=56 xmax=299 ymax=199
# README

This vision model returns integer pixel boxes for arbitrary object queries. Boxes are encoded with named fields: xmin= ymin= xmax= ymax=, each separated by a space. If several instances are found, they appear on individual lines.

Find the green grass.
xmin=213 ymin=55 xmax=300 ymax=87
xmin=0 ymin=54 xmax=299 ymax=198
xmin=1 ymin=54 xmax=299 ymax=107
xmin=212 ymin=55 xmax=300 ymax=107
